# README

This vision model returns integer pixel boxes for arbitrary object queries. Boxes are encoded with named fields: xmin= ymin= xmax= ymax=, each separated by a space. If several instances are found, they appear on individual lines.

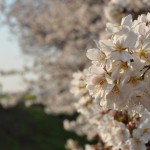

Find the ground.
xmin=0 ymin=105 xmax=86 ymax=150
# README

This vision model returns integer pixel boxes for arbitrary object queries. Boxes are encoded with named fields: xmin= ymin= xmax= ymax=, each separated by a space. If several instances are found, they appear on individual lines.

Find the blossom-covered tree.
xmin=65 ymin=13 xmax=150 ymax=150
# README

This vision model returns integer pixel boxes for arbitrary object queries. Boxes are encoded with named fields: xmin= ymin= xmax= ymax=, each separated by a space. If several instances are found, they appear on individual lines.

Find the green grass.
xmin=0 ymin=105 xmax=86 ymax=150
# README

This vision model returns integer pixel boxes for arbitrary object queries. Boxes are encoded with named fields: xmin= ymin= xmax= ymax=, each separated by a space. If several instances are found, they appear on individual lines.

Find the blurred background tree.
xmin=1 ymin=0 xmax=106 ymax=114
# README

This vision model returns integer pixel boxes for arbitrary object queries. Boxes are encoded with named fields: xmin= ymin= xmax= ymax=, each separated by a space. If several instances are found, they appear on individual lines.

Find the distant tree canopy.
xmin=5 ymin=0 xmax=104 ymax=54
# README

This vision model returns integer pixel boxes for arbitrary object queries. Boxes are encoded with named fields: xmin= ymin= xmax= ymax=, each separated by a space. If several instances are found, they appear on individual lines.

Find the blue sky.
xmin=0 ymin=25 xmax=31 ymax=93
xmin=0 ymin=25 xmax=25 ymax=71
xmin=0 ymin=25 xmax=27 ymax=92
xmin=0 ymin=1 xmax=35 ymax=93
xmin=0 ymin=0 xmax=26 ymax=71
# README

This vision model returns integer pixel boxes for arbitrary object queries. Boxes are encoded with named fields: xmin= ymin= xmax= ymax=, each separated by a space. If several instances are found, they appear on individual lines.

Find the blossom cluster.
xmin=86 ymin=13 xmax=150 ymax=114
xmin=70 ymin=70 xmax=93 ymax=115
xmin=65 ymin=70 xmax=150 ymax=150
xmin=65 ymin=13 xmax=150 ymax=150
